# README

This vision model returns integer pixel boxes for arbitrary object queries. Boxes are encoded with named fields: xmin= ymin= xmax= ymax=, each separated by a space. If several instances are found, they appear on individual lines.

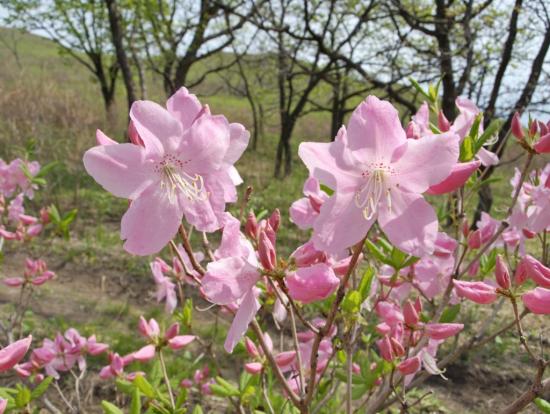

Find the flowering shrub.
xmin=1 ymin=84 xmax=550 ymax=413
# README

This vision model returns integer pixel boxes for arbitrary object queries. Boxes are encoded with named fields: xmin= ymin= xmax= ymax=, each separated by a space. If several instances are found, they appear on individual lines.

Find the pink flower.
xmin=398 ymin=356 xmax=421 ymax=375
xmin=424 ymin=323 xmax=464 ymax=340
xmin=520 ymin=255 xmax=550 ymax=288
xmin=150 ymin=260 xmax=177 ymax=313
xmin=495 ymin=255 xmax=511 ymax=289
xmin=0 ymin=336 xmax=32 ymax=372
xmin=202 ymin=214 xmax=261 ymax=353
xmin=168 ymin=335 xmax=195 ymax=350
xmin=133 ymin=345 xmax=156 ymax=362
xmin=522 ymin=287 xmax=550 ymax=314
xmin=453 ymin=280 xmax=497 ymax=304
xmin=244 ymin=362 xmax=263 ymax=374
xmin=286 ymin=263 xmax=339 ymax=304
xmin=83 ymin=87 xmax=249 ymax=255
xmin=298 ymin=96 xmax=459 ymax=256
xmin=290 ymin=177 xmax=328 ymax=229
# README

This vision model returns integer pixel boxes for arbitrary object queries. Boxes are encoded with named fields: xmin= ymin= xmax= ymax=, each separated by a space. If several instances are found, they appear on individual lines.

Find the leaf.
xmin=115 ymin=378 xmax=135 ymax=395
xmin=460 ymin=136 xmax=474 ymax=161
xmin=130 ymin=387 xmax=141 ymax=414
xmin=192 ymin=406 xmax=204 ymax=414
xmin=215 ymin=376 xmax=239 ymax=396
xmin=439 ymin=304 xmax=461 ymax=323
xmin=365 ymin=240 xmax=388 ymax=264
xmin=133 ymin=374 xmax=156 ymax=399
xmin=102 ymin=401 xmax=124 ymax=414
xmin=358 ymin=268 xmax=375 ymax=301
xmin=342 ymin=290 xmax=362 ymax=314
xmin=409 ymin=77 xmax=431 ymax=100
xmin=30 ymin=377 xmax=53 ymax=400
xmin=474 ymin=119 xmax=502 ymax=153
xmin=535 ymin=398 xmax=550 ymax=413
xmin=15 ymin=386 xmax=31 ymax=408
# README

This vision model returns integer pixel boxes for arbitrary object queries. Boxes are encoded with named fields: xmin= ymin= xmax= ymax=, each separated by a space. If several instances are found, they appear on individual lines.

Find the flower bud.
xmin=403 ymin=301 xmax=419 ymax=326
xmin=168 ymin=335 xmax=195 ymax=350
xmin=377 ymin=336 xmax=394 ymax=362
xmin=244 ymin=337 xmax=260 ymax=358
xmin=522 ymin=287 xmax=550 ymax=314
xmin=258 ymin=231 xmax=276 ymax=271
xmin=511 ymin=112 xmax=524 ymax=140
xmin=529 ymin=119 xmax=538 ymax=137
xmin=453 ymin=280 xmax=497 ymax=304
xmin=467 ymin=230 xmax=482 ymax=249
xmin=244 ymin=362 xmax=262 ymax=375
xmin=390 ymin=337 xmax=405 ymax=357
xmin=461 ymin=219 xmax=470 ymax=238
xmin=165 ymin=323 xmax=180 ymax=340
xmin=495 ymin=255 xmax=511 ymax=289
xmin=438 ymin=110 xmax=451 ymax=132
xmin=268 ymin=209 xmax=281 ymax=233
xmin=397 ymin=356 xmax=421 ymax=375
xmin=274 ymin=351 xmax=296 ymax=369
xmin=244 ymin=211 xmax=258 ymax=240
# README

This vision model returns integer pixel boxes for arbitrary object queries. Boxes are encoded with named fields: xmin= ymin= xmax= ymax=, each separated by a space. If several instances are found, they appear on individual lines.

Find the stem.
xmin=303 ymin=236 xmax=367 ymax=410
xmin=178 ymin=224 xmax=206 ymax=275
xmin=261 ymin=371 xmax=276 ymax=414
xmin=158 ymin=349 xmax=176 ymax=410
xmin=288 ymin=301 xmax=306 ymax=397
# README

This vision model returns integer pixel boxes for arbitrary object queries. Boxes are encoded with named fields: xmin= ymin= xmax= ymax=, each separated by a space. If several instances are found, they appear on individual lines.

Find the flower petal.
xmin=427 ymin=160 xmax=480 ymax=195
xmin=224 ymin=123 xmax=250 ymax=165
xmin=202 ymin=257 xmax=260 ymax=305
xmin=166 ymin=87 xmax=203 ymax=130
xmin=378 ymin=191 xmax=438 ymax=257
xmin=346 ymin=96 xmax=407 ymax=162
xmin=522 ymin=287 xmax=550 ymax=314
xmin=130 ymin=100 xmax=182 ymax=155
xmin=312 ymin=191 xmax=373 ymax=254
xmin=392 ymin=132 xmax=460 ymax=193
xmin=120 ymin=184 xmax=183 ymax=255
xmin=224 ymin=289 xmax=260 ymax=353
xmin=83 ymin=143 xmax=154 ymax=199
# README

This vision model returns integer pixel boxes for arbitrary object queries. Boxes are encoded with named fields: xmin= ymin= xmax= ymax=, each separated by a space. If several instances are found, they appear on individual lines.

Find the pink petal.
xmin=476 ymin=147 xmax=499 ymax=166
xmin=244 ymin=362 xmax=263 ymax=375
xmin=522 ymin=287 xmax=550 ymax=314
xmin=83 ymin=143 xmax=155 ymax=200
xmin=120 ymin=184 xmax=183 ymax=255
xmin=168 ymin=335 xmax=196 ymax=350
xmin=534 ymin=133 xmax=550 ymax=154
xmin=453 ymin=280 xmax=497 ymax=304
xmin=133 ymin=345 xmax=156 ymax=362
xmin=202 ymin=257 xmax=260 ymax=305
xmin=346 ymin=96 xmax=407 ymax=162
xmin=427 ymin=160 xmax=480 ymax=195
xmin=312 ymin=191 xmax=373 ymax=254
xmin=224 ymin=289 xmax=260 ymax=353
xmin=165 ymin=87 xmax=203 ymax=130
xmin=96 ymin=129 xmax=117 ymax=146
xmin=424 ymin=323 xmax=464 ymax=340
xmin=180 ymin=115 xmax=231 ymax=175
xmin=392 ymin=132 xmax=460 ymax=193
xmin=398 ymin=356 xmax=421 ymax=376
xmin=3 ymin=277 xmax=24 ymax=287
xmin=130 ymin=100 xmax=182 ymax=155
xmin=0 ymin=336 xmax=32 ymax=372
xmin=286 ymin=263 xmax=339 ymax=304
xmin=0 ymin=398 xmax=6 ymax=414
xmin=378 ymin=191 xmax=438 ymax=257
xmin=224 ymin=123 xmax=250 ymax=165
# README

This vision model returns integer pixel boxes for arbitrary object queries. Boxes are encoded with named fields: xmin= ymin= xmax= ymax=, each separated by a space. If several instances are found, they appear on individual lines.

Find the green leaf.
xmin=130 ymin=387 xmax=141 ymax=414
xmin=409 ymin=77 xmax=431 ymax=100
xmin=133 ymin=374 xmax=156 ymax=399
xmin=342 ymin=290 xmax=362 ymax=314
xmin=358 ymin=268 xmax=374 ymax=301
xmin=175 ymin=388 xmax=188 ymax=408
xmin=192 ymin=406 xmax=204 ymax=414
xmin=535 ymin=398 xmax=550 ymax=413
xmin=30 ymin=376 xmax=53 ymax=400
xmin=439 ymin=304 xmax=461 ymax=323
xmin=115 ymin=378 xmax=135 ymax=395
xmin=15 ymin=386 xmax=31 ymax=408
xmin=102 ymin=401 xmax=124 ymax=414
xmin=215 ymin=376 xmax=239 ymax=396
xmin=365 ymin=240 xmax=390 ymax=265
xmin=460 ymin=136 xmax=474 ymax=161
xmin=210 ymin=383 xmax=236 ymax=398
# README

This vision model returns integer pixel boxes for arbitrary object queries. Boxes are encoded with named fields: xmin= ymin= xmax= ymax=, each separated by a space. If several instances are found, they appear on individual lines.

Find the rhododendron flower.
xmin=150 ymin=259 xmax=177 ymax=313
xmin=286 ymin=263 xmax=339 ymax=304
xmin=299 ymin=96 xmax=459 ymax=256
xmin=424 ymin=323 xmax=464 ymax=340
xmin=0 ymin=336 xmax=32 ymax=372
xmin=519 ymin=255 xmax=550 ymax=288
xmin=522 ymin=287 xmax=550 ymax=314
xmin=0 ymin=158 xmax=40 ymax=198
xmin=202 ymin=213 xmax=261 ymax=352
xmin=453 ymin=280 xmax=497 ymax=304
xmin=83 ymin=87 xmax=249 ymax=255
xmin=289 ymin=177 xmax=328 ymax=229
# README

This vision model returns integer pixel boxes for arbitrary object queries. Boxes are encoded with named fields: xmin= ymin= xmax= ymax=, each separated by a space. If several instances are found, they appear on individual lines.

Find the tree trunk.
xmin=105 ymin=0 xmax=136 ymax=113
xmin=435 ymin=0 xmax=457 ymax=120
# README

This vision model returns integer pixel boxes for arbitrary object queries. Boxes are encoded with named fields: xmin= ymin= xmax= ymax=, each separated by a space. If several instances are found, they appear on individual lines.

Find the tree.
xmin=3 ymin=0 xmax=120 ymax=123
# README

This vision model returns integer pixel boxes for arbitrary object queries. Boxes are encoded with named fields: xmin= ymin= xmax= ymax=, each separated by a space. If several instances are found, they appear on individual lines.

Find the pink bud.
xmin=377 ymin=336 xmax=394 ymax=361
xmin=405 ymin=122 xmax=415 ymax=138
xmin=425 ymin=323 xmax=464 ymax=340
xmin=534 ymin=133 xmax=550 ymax=154
xmin=128 ymin=121 xmax=144 ymax=146
xmin=521 ymin=255 xmax=550 ymax=288
xmin=0 ymin=398 xmax=7 ymax=414
xmin=274 ymin=351 xmax=296 ymax=369
xmin=427 ymin=160 xmax=480 ymax=195
xmin=40 ymin=207 xmax=50 ymax=224
xmin=244 ymin=362 xmax=262 ymax=374
xmin=376 ymin=301 xmax=404 ymax=326
xmin=180 ymin=379 xmax=193 ymax=388
xmin=529 ymin=119 xmax=538 ymax=136
xmin=133 ymin=345 xmax=156 ymax=362
xmin=390 ymin=337 xmax=405 ymax=357
xmin=403 ymin=301 xmax=419 ymax=326
xmin=522 ymin=287 xmax=550 ymax=314
xmin=258 ymin=231 xmax=276 ymax=271
xmin=376 ymin=323 xmax=391 ymax=336
xmin=168 ymin=335 xmax=195 ymax=350
xmin=461 ymin=220 xmax=470 ymax=237
xmin=286 ymin=263 xmax=339 ymax=304
xmin=414 ymin=297 xmax=423 ymax=314
xmin=352 ymin=363 xmax=361 ymax=375
xmin=511 ymin=112 xmax=524 ymax=140
xmin=137 ymin=316 xmax=150 ymax=338
xmin=268 ymin=209 xmax=281 ymax=232
xmin=467 ymin=230 xmax=482 ymax=249
xmin=495 ymin=255 xmax=511 ymax=289
xmin=19 ymin=214 xmax=37 ymax=225
xmin=453 ymin=280 xmax=497 ymax=304
xmin=0 ymin=336 xmax=32 ymax=372
xmin=397 ymin=355 xmax=421 ymax=375
xmin=291 ymin=241 xmax=326 ymax=267
xmin=244 ymin=337 xmax=260 ymax=358
xmin=3 ymin=277 xmax=24 ymax=287
xmin=32 ymin=271 xmax=55 ymax=286
xmin=165 ymin=323 xmax=180 ymax=340
xmin=26 ymin=224 xmax=43 ymax=237
xmin=438 ymin=111 xmax=451 ymax=132
xmin=244 ymin=211 xmax=258 ymax=240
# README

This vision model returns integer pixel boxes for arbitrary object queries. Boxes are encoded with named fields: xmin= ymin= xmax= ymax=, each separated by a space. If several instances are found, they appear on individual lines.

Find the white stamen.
xmin=355 ymin=166 xmax=394 ymax=220
xmin=155 ymin=155 xmax=208 ymax=203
